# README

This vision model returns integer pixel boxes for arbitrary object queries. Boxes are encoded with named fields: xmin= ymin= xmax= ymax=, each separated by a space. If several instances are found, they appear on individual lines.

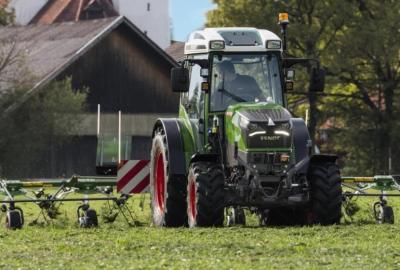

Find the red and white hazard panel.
xmin=117 ymin=160 xmax=150 ymax=194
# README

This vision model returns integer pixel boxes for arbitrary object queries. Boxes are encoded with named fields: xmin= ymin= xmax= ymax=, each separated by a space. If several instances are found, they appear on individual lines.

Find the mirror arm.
xmin=283 ymin=58 xmax=320 ymax=69
xmin=179 ymin=59 xmax=209 ymax=68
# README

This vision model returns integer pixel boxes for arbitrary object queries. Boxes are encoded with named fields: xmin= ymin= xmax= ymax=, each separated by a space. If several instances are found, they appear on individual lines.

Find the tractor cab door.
xmin=181 ymin=54 xmax=208 ymax=148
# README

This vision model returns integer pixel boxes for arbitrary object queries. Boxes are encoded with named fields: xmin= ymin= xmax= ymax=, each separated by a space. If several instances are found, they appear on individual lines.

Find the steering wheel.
xmin=218 ymin=88 xmax=256 ymax=103
xmin=237 ymin=93 xmax=258 ymax=102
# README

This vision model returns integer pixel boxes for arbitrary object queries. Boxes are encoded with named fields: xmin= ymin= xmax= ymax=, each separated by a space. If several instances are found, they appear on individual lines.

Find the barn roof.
xmin=30 ymin=0 xmax=118 ymax=25
xmin=0 ymin=16 xmax=177 ymax=113
xmin=165 ymin=41 xmax=185 ymax=62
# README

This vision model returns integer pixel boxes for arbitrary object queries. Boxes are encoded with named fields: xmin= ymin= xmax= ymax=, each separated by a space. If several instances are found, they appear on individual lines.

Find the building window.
xmin=147 ymin=3 xmax=150 ymax=11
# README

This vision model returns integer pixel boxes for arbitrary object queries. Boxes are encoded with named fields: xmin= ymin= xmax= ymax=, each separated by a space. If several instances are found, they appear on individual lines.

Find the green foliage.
xmin=326 ymin=0 xmax=400 ymax=174
xmin=0 ymin=78 xmax=87 ymax=177
xmin=207 ymin=0 xmax=400 ymax=174
xmin=0 ymin=0 xmax=14 ymax=26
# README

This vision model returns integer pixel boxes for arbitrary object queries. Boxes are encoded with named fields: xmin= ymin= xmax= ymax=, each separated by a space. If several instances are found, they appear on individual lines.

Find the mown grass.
xmin=1 ymin=193 xmax=400 ymax=269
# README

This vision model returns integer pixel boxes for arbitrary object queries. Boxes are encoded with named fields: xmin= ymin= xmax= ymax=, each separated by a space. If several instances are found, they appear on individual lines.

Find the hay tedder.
xmin=2 ymin=173 xmax=399 ymax=229
xmin=0 ymin=158 xmax=151 ymax=229
xmin=0 ymin=176 xmax=136 ymax=229
xmin=341 ymin=175 xmax=400 ymax=224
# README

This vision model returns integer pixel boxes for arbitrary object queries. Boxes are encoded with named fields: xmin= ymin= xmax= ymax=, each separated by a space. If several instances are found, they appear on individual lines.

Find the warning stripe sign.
xmin=117 ymin=160 xmax=150 ymax=194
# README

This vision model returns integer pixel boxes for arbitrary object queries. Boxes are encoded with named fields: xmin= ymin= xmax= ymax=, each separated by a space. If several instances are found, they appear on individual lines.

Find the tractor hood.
xmin=237 ymin=106 xmax=291 ymax=123
xmin=227 ymin=102 xmax=292 ymax=125
xmin=225 ymin=102 xmax=293 ymax=151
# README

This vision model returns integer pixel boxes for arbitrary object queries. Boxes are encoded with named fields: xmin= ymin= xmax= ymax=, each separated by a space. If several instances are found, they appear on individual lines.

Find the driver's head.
xmin=217 ymin=61 xmax=236 ymax=81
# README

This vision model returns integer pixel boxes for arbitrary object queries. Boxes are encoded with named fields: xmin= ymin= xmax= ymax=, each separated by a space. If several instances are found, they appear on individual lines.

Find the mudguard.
xmin=291 ymin=118 xmax=311 ymax=163
xmin=153 ymin=119 xmax=186 ymax=176
xmin=292 ymin=154 xmax=338 ymax=176
xmin=291 ymin=118 xmax=337 ymax=174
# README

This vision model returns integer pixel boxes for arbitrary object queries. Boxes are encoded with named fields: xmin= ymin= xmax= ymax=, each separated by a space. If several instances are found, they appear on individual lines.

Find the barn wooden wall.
xmin=62 ymin=23 xmax=179 ymax=114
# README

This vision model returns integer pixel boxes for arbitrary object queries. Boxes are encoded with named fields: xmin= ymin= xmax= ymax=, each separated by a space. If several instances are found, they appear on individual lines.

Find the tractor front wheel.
xmin=308 ymin=162 xmax=342 ymax=225
xmin=150 ymin=128 xmax=187 ymax=227
xmin=187 ymin=162 xmax=225 ymax=228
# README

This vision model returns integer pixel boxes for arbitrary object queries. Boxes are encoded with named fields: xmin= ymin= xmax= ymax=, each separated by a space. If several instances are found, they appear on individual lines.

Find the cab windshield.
xmin=210 ymin=53 xmax=283 ymax=111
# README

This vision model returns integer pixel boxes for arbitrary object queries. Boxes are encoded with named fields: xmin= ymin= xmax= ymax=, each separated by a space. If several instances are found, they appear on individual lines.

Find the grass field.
xmin=1 ymin=193 xmax=400 ymax=269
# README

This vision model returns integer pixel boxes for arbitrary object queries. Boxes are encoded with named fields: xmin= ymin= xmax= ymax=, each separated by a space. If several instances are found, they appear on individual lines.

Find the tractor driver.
xmin=212 ymin=60 xmax=264 ymax=111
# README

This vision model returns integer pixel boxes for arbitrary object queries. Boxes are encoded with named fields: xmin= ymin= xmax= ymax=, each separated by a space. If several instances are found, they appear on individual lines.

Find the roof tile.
xmin=30 ymin=0 xmax=118 ymax=25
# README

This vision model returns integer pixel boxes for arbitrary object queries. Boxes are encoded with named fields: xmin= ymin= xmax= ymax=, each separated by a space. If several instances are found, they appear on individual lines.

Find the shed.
xmin=0 ymin=16 xmax=178 ymax=177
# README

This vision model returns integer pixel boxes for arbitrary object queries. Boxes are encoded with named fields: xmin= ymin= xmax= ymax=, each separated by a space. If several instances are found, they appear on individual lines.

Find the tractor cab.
xmin=172 ymin=27 xmax=288 ymax=148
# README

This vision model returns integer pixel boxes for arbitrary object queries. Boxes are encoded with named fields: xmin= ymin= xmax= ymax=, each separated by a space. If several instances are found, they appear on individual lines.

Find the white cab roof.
xmin=185 ymin=27 xmax=282 ymax=55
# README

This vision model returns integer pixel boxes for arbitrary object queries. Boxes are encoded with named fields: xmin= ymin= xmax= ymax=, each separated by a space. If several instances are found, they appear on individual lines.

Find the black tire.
xmin=150 ymin=128 xmax=187 ymax=227
xmin=233 ymin=207 xmax=246 ymax=226
xmin=382 ymin=206 xmax=394 ymax=224
xmin=308 ymin=162 xmax=342 ymax=225
xmin=6 ymin=210 xmax=23 ymax=229
xmin=227 ymin=207 xmax=246 ymax=226
xmin=86 ymin=209 xmax=98 ymax=227
xmin=187 ymin=162 xmax=225 ymax=228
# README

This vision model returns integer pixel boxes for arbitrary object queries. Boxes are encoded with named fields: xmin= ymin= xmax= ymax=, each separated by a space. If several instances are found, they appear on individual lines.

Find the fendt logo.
xmin=260 ymin=135 xmax=280 ymax=141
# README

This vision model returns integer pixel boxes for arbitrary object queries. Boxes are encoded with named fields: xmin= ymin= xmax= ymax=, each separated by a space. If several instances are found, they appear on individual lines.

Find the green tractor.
xmin=150 ymin=14 xmax=342 ymax=227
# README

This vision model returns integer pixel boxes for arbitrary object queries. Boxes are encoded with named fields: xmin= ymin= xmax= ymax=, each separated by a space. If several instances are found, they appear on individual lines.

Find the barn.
xmin=0 ymin=16 xmax=179 ymax=177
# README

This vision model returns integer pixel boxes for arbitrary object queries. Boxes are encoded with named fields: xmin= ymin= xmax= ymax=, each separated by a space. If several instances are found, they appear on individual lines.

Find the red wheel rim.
xmin=189 ymin=178 xmax=197 ymax=220
xmin=155 ymin=151 xmax=165 ymax=212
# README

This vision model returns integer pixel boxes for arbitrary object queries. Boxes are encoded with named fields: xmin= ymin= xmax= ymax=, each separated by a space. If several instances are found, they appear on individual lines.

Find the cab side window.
xmin=187 ymin=63 xmax=205 ymax=119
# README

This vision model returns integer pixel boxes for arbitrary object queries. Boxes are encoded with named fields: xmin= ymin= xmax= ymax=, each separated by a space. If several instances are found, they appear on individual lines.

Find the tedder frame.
xmin=0 ymin=175 xmax=138 ymax=229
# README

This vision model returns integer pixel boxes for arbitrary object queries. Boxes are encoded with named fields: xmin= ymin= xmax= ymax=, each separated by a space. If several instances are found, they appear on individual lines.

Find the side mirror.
xmin=284 ymin=69 xmax=295 ymax=91
xmin=284 ymin=81 xmax=294 ymax=91
xmin=171 ymin=67 xmax=189 ymax=92
xmin=200 ymin=68 xmax=209 ymax=78
xmin=286 ymin=69 xmax=295 ymax=80
xmin=309 ymin=68 xmax=325 ymax=92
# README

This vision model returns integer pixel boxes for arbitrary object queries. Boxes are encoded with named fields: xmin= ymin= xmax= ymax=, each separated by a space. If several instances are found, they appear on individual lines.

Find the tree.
xmin=0 ymin=78 xmax=87 ymax=177
xmin=0 ymin=0 xmax=13 ymax=26
xmin=324 ymin=0 xmax=400 ymax=174
xmin=207 ymin=0 xmax=400 ymax=174
xmin=0 ymin=5 xmax=88 ymax=177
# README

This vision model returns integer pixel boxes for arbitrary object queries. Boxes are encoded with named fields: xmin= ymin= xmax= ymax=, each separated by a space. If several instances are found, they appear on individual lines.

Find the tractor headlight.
xmin=274 ymin=130 xmax=290 ymax=136
xmin=239 ymin=117 xmax=258 ymax=130
xmin=273 ymin=122 xmax=291 ymax=136
xmin=209 ymin=40 xmax=225 ymax=50
xmin=280 ymin=122 xmax=290 ymax=129
xmin=239 ymin=116 xmax=249 ymax=129
xmin=248 ymin=123 xmax=258 ymax=130
xmin=266 ymin=40 xmax=282 ymax=49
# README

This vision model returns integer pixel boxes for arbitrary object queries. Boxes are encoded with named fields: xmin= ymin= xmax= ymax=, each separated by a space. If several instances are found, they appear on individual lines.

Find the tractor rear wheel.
xmin=150 ymin=128 xmax=187 ymax=227
xmin=187 ymin=162 xmax=225 ymax=228
xmin=308 ymin=162 xmax=342 ymax=225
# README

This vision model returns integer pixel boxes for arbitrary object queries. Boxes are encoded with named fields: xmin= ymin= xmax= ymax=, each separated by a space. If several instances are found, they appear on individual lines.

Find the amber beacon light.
xmin=278 ymin=13 xmax=289 ymax=25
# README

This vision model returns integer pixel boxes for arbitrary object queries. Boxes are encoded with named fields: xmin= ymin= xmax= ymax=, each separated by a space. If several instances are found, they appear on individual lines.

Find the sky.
xmin=170 ymin=0 xmax=216 ymax=42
